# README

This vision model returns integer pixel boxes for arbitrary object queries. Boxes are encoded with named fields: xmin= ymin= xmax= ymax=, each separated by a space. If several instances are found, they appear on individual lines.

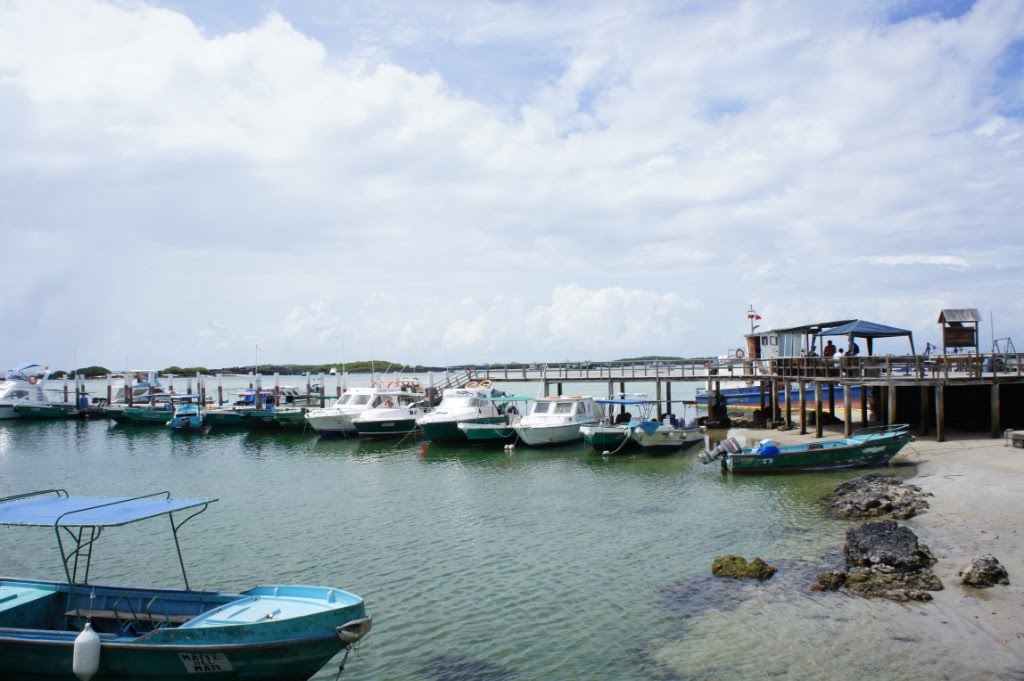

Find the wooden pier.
xmin=467 ymin=354 xmax=1024 ymax=442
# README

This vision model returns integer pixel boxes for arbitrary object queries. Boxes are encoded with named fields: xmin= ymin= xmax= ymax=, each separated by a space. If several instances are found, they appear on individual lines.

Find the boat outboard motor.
xmin=699 ymin=437 xmax=743 ymax=464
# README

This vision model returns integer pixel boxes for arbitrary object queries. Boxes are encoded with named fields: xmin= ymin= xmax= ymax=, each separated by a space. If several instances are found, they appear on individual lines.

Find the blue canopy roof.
xmin=0 ymin=490 xmax=214 ymax=527
xmin=596 ymin=398 xmax=657 ymax=405
xmin=816 ymin=320 xmax=913 ymax=338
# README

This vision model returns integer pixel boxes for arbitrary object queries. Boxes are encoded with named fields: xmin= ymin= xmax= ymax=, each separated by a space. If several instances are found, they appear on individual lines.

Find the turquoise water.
xmin=1 ymin=377 xmax=1020 ymax=680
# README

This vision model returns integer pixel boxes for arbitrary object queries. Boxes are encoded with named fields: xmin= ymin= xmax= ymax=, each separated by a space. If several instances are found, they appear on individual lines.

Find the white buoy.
xmin=73 ymin=621 xmax=100 ymax=681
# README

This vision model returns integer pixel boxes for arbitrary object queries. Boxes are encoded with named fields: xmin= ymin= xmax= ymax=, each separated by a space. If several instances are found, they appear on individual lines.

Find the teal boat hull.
xmin=711 ymin=426 xmax=914 ymax=474
xmin=205 ymin=409 xmax=246 ymax=426
xmin=457 ymin=422 xmax=517 ymax=444
xmin=0 ymin=580 xmax=371 ymax=681
xmin=108 ymin=407 xmax=174 ymax=425
xmin=421 ymin=416 xmax=506 ymax=443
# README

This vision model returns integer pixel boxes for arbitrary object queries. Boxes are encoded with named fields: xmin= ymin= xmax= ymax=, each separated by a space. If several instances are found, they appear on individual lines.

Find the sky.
xmin=2 ymin=0 xmax=1023 ymax=371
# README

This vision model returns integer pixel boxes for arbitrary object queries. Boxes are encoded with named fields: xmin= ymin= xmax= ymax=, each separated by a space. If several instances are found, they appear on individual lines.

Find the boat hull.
xmin=723 ymin=429 xmax=913 ymax=474
xmin=0 ymin=580 xmax=370 ymax=681
xmin=696 ymin=384 xmax=868 ymax=411
xmin=108 ymin=407 xmax=174 ymax=425
xmin=13 ymin=404 xmax=78 ymax=420
xmin=421 ymin=416 xmax=506 ymax=443
xmin=305 ymin=411 xmax=358 ymax=436
xmin=457 ymin=422 xmax=517 ymax=444
xmin=204 ymin=409 xmax=246 ymax=426
xmin=354 ymin=418 xmax=419 ymax=438
xmin=514 ymin=421 xmax=593 ymax=447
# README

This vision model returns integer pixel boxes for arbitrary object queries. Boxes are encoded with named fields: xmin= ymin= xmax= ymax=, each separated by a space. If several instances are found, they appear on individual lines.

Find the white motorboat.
xmin=513 ymin=395 xmax=604 ymax=446
xmin=416 ymin=382 xmax=512 ymax=443
xmin=352 ymin=380 xmax=428 ymax=438
xmin=0 ymin=363 xmax=51 ymax=420
xmin=304 ymin=385 xmax=392 ymax=436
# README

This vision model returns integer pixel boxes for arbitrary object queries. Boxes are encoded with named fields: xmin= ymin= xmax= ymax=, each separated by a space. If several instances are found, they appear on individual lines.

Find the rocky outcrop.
xmin=824 ymin=474 xmax=932 ymax=520
xmin=712 ymin=555 xmax=777 ymax=581
xmin=814 ymin=520 xmax=943 ymax=601
xmin=960 ymin=555 xmax=1010 ymax=588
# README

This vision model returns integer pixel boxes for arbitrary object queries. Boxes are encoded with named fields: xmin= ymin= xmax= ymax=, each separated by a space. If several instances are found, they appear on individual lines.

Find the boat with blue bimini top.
xmin=0 ymin=489 xmax=371 ymax=681
xmin=698 ymin=424 xmax=914 ymax=474
xmin=581 ymin=396 xmax=704 ymax=455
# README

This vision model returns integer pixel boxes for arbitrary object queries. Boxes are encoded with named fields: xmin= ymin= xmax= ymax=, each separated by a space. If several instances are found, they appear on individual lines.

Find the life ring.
xmin=386 ymin=380 xmax=399 ymax=389
xmin=465 ymin=381 xmax=479 ymax=388
xmin=28 ymin=376 xmax=38 ymax=385
xmin=479 ymin=379 xmax=493 ymax=388
xmin=735 ymin=349 xmax=745 ymax=359
xmin=384 ymin=399 xmax=394 ymax=408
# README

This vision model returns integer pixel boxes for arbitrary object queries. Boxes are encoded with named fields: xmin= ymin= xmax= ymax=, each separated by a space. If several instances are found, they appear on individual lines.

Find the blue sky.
xmin=2 ymin=0 xmax=1023 ymax=370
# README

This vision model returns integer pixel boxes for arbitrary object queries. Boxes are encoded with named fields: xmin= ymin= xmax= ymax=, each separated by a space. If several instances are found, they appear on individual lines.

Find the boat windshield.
xmin=533 ymin=402 xmax=551 ymax=414
xmin=350 ymin=394 xmax=373 ymax=406
xmin=554 ymin=402 xmax=575 ymax=415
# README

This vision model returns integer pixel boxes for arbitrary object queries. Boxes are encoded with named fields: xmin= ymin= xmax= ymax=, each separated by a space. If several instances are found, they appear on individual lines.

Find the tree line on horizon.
xmin=44 ymin=356 xmax=687 ymax=379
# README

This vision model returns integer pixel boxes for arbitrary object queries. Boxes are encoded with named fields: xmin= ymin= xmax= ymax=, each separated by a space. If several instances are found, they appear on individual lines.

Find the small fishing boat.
xmin=513 ymin=395 xmax=604 ymax=447
xmin=0 ymin=489 xmax=371 ymax=681
xmin=698 ymin=424 xmax=913 ymax=473
xmin=168 ymin=401 xmax=204 ymax=431
xmin=582 ymin=397 xmax=703 ymax=455
xmin=416 ymin=383 xmax=510 ymax=443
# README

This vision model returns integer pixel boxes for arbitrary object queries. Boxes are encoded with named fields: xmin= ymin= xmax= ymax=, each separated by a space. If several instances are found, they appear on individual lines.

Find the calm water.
xmin=1 ymin=377 xmax=1020 ymax=680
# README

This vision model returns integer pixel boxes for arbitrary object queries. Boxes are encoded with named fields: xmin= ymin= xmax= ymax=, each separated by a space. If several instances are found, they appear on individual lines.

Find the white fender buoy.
xmin=73 ymin=622 xmax=101 ymax=681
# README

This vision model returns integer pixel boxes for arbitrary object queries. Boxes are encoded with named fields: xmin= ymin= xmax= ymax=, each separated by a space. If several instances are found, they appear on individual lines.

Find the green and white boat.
xmin=416 ymin=384 xmax=514 ymax=443
xmin=352 ymin=386 xmax=427 ymax=438
xmin=699 ymin=424 xmax=914 ymax=474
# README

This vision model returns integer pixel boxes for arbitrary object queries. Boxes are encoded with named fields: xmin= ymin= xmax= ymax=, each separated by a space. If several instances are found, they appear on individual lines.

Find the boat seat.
xmin=66 ymin=608 xmax=193 ymax=625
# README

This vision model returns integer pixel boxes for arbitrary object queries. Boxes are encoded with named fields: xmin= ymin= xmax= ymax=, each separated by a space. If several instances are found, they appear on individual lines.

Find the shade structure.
xmin=816 ymin=320 xmax=915 ymax=356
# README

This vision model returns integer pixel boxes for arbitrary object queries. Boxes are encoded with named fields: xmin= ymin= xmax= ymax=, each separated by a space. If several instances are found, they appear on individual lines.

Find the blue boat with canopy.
xmin=0 ymin=489 xmax=371 ymax=680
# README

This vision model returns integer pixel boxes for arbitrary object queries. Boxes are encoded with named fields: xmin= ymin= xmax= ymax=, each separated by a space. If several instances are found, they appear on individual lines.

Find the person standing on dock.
xmin=823 ymin=341 xmax=837 ymax=357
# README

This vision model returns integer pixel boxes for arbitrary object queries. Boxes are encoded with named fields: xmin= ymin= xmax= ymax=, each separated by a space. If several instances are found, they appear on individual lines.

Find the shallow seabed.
xmin=0 ymin=406 xmax=1020 ymax=680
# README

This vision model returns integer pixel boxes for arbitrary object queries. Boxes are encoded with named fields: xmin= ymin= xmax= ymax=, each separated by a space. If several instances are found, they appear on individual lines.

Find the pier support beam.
xmin=991 ymin=382 xmax=1001 ymax=438
xmin=799 ymin=382 xmax=807 ymax=435
xmin=814 ymin=382 xmax=823 ymax=438
xmin=860 ymin=384 xmax=868 ymax=427
xmin=843 ymin=386 xmax=852 ymax=437
xmin=784 ymin=381 xmax=792 ymax=427
xmin=887 ymin=384 xmax=897 ymax=426
xmin=919 ymin=385 xmax=929 ymax=436
xmin=935 ymin=383 xmax=945 ymax=442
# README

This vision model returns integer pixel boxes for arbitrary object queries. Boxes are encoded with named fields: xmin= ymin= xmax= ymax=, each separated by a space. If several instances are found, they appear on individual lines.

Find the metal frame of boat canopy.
xmin=0 ymin=489 xmax=215 ymax=593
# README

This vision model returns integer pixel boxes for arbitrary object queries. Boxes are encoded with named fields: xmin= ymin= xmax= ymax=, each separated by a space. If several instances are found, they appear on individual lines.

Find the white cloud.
xmin=1 ymin=0 xmax=1023 ymax=369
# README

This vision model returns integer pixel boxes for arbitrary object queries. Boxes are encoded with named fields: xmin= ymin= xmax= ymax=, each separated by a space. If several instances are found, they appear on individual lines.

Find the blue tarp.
xmin=0 ymin=492 xmax=214 ymax=527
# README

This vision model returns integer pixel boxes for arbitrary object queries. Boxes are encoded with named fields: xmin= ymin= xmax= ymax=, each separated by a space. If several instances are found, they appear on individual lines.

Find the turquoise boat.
xmin=699 ymin=424 xmax=913 ymax=473
xmin=107 ymin=404 xmax=175 ymax=425
xmin=169 ymin=403 xmax=204 ymax=431
xmin=0 ymin=489 xmax=371 ymax=680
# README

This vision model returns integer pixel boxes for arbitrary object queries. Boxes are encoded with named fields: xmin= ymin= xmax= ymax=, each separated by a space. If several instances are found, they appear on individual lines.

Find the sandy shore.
xmin=728 ymin=426 xmax=1024 ymax=660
